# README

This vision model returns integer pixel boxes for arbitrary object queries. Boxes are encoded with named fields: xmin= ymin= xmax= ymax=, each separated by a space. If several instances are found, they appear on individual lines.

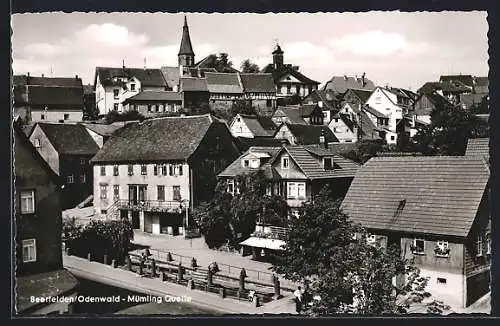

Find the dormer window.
xmin=324 ymin=157 xmax=333 ymax=170
xmin=243 ymin=159 xmax=250 ymax=168
xmin=250 ymin=159 xmax=260 ymax=169
xmin=130 ymin=84 xmax=136 ymax=91
xmin=281 ymin=156 xmax=289 ymax=169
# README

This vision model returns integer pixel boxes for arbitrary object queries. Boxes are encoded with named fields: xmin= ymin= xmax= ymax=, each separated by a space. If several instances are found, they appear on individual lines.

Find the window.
xmin=155 ymin=105 xmax=159 ymax=112
xmin=162 ymin=164 xmax=168 ymax=176
xmin=80 ymin=158 xmax=86 ymax=165
xmin=113 ymin=103 xmax=119 ymax=111
xmin=64 ymin=114 xmax=70 ymax=120
xmin=141 ymin=164 xmax=147 ymax=175
xmin=287 ymin=85 xmax=291 ymax=94
xmin=130 ymin=84 xmax=136 ymax=91
xmin=367 ymin=234 xmax=377 ymax=244
xmin=41 ymin=114 xmax=45 ymax=120
xmin=476 ymin=236 xmax=483 ymax=257
xmin=333 ymin=127 xmax=337 ymax=132
xmin=101 ymin=209 xmax=107 ymax=215
xmin=157 ymin=185 xmax=165 ymax=201
xmin=34 ymin=138 xmax=41 ymax=148
xmin=266 ymin=99 xmax=272 ymax=107
xmin=390 ymin=136 xmax=395 ymax=141
xmin=80 ymin=174 xmax=86 ymax=183
xmin=437 ymin=278 xmax=447 ymax=284
xmin=153 ymin=164 xmax=158 ymax=176
xmin=113 ymin=89 xmax=119 ymax=98
xmin=22 ymin=239 xmax=36 ymax=262
xmin=172 ymin=186 xmax=181 ymax=201
xmin=67 ymin=175 xmax=74 ymax=184
xmin=324 ymin=157 xmax=333 ymax=170
xmin=412 ymin=239 xmax=425 ymax=254
xmin=100 ymin=185 xmax=108 ymax=200
xmin=227 ymin=179 xmax=234 ymax=194
xmin=169 ymin=165 xmax=174 ymax=176
xmin=113 ymin=185 xmax=119 ymax=199
xmin=128 ymin=165 xmax=134 ymax=176
xmin=178 ymin=165 xmax=183 ymax=176
xmin=243 ymin=160 xmax=250 ymax=168
xmin=100 ymin=166 xmax=106 ymax=176
xmin=486 ymin=233 xmax=491 ymax=255
xmin=435 ymin=240 xmax=449 ymax=257
xmin=287 ymin=182 xmax=305 ymax=199
xmin=20 ymin=190 xmax=35 ymax=214
xmin=335 ymin=118 xmax=339 ymax=123
xmin=113 ymin=165 xmax=119 ymax=176
xmin=147 ymin=105 xmax=152 ymax=112
xmin=281 ymin=157 xmax=289 ymax=169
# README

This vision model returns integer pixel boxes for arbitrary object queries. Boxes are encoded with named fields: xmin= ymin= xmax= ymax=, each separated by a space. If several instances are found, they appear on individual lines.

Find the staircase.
xmin=106 ymin=199 xmax=122 ymax=220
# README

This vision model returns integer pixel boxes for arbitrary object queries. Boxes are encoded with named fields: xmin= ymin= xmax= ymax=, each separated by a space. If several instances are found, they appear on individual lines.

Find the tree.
xmin=240 ymin=59 xmax=260 ymax=73
xmin=412 ymin=102 xmax=489 ymax=155
xmin=272 ymin=187 xmax=449 ymax=315
xmin=343 ymin=139 xmax=389 ymax=164
xmin=83 ymin=101 xmax=100 ymax=121
xmin=469 ymin=95 xmax=489 ymax=115
xmin=104 ymin=110 xmax=145 ymax=124
xmin=204 ymin=53 xmax=235 ymax=73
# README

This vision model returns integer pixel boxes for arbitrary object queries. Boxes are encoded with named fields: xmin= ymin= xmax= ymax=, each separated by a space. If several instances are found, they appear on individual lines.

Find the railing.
xmin=115 ymin=200 xmax=184 ymax=213
xmin=253 ymin=224 xmax=289 ymax=240
xmin=105 ymin=199 xmax=122 ymax=220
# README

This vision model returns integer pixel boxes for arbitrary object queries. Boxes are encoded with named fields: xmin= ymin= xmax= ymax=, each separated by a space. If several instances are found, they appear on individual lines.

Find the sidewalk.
xmin=131 ymin=231 xmax=299 ymax=290
xmin=63 ymin=254 xmax=297 ymax=315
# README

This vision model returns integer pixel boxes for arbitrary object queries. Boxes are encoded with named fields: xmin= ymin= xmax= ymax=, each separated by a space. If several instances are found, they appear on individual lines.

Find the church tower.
xmin=272 ymin=43 xmax=284 ymax=70
xmin=178 ymin=16 xmax=195 ymax=67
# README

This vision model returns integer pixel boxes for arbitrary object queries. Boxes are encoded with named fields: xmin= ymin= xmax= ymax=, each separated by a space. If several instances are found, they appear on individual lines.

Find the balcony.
xmin=115 ymin=200 xmax=184 ymax=213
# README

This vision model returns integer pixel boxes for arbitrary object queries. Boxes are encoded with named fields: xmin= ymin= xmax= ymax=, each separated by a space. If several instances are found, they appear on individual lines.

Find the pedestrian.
xmin=293 ymin=286 xmax=303 ymax=313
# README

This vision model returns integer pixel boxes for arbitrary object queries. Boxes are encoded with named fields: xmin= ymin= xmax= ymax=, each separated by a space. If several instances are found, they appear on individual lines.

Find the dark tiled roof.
xmin=236 ymin=114 xmax=277 ymax=137
xmin=419 ymin=80 xmax=471 ymax=94
xmin=179 ymin=16 xmax=194 ymax=55
xmin=303 ymin=143 xmax=358 ymax=157
xmin=460 ymin=93 xmax=486 ymax=108
xmin=16 ymin=270 xmax=79 ymax=313
xmin=90 ymin=114 xmax=220 ymax=163
xmin=239 ymin=73 xmax=276 ymax=93
xmin=180 ymin=77 xmax=208 ymax=92
xmin=304 ymin=89 xmax=341 ymax=111
xmin=234 ymin=137 xmax=289 ymax=152
xmin=218 ymin=146 xmax=282 ymax=179
xmin=465 ymin=138 xmax=489 ymax=160
xmin=347 ymin=88 xmax=373 ymax=103
xmin=300 ymin=104 xmax=321 ymax=117
xmin=28 ymin=86 xmax=84 ymax=109
xmin=80 ymin=122 xmax=127 ymax=137
xmin=323 ymin=76 xmax=376 ymax=93
xmin=205 ymin=72 xmax=243 ymax=94
xmin=440 ymin=75 xmax=474 ymax=87
xmin=13 ymin=75 xmax=83 ymax=88
xmin=123 ymin=91 xmax=182 ymax=103
xmin=262 ymin=64 xmax=320 ymax=85
xmin=341 ymin=156 xmax=490 ymax=238
xmin=273 ymin=107 xmax=307 ymax=124
xmin=160 ymin=66 xmax=181 ymax=89
xmin=37 ymin=123 xmax=99 ymax=155
xmin=13 ymin=85 xmax=27 ymax=105
xmin=280 ymin=146 xmax=360 ymax=179
xmin=95 ymin=67 xmax=167 ymax=87
xmin=284 ymin=123 xmax=339 ymax=145
xmin=363 ymin=105 xmax=387 ymax=118
xmin=475 ymin=77 xmax=489 ymax=87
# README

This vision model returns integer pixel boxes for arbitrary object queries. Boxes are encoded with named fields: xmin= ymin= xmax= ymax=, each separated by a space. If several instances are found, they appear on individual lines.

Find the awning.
xmin=239 ymin=237 xmax=286 ymax=251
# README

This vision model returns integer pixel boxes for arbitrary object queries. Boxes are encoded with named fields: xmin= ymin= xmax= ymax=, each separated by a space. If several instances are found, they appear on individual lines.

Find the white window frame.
xmin=141 ymin=164 xmax=147 ymax=175
xmin=33 ymin=138 xmax=41 ymax=148
xmin=22 ymin=239 xmax=37 ymax=262
xmin=67 ymin=175 xmax=74 ymax=184
xmin=413 ymin=238 xmax=425 ymax=255
xmin=435 ymin=240 xmax=450 ymax=257
xmin=287 ymin=182 xmax=305 ymax=199
xmin=243 ymin=159 xmax=250 ymax=168
xmin=282 ymin=156 xmax=289 ymax=170
xmin=80 ymin=158 xmax=86 ymax=165
xmin=113 ymin=165 xmax=119 ymax=176
xmin=367 ymin=234 xmax=377 ymax=244
xmin=113 ymin=185 xmax=119 ymax=199
xmin=227 ymin=179 xmax=235 ymax=195
xmin=486 ymin=233 xmax=491 ymax=255
xmin=476 ymin=236 xmax=483 ymax=257
xmin=20 ymin=190 xmax=35 ymax=214
xmin=100 ymin=166 xmax=106 ymax=176
xmin=100 ymin=185 xmax=108 ymax=200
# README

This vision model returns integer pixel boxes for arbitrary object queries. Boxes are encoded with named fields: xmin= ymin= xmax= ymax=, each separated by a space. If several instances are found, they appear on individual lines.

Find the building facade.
xmin=14 ymin=126 xmax=78 ymax=315
xmin=229 ymin=114 xmax=277 ymax=139
xmin=90 ymin=114 xmax=240 ymax=235
xmin=122 ymin=91 xmax=182 ymax=117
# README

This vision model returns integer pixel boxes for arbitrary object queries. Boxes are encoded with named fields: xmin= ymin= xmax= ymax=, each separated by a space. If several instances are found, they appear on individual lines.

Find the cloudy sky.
xmin=12 ymin=11 xmax=488 ymax=90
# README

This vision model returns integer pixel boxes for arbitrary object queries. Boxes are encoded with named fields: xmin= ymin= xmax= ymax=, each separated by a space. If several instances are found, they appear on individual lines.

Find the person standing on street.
xmin=294 ymin=286 xmax=303 ymax=313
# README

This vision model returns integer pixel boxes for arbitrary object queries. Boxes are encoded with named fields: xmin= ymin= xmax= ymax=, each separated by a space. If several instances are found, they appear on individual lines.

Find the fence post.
xmin=151 ymin=258 xmax=157 ymax=277
xmin=191 ymin=257 xmax=197 ymax=269
xmin=253 ymin=295 xmax=260 ymax=307
xmin=177 ymin=263 xmax=183 ymax=283
xmin=87 ymin=253 xmax=92 ymax=262
xmin=162 ymin=271 xmax=167 ymax=282
xmin=219 ymin=287 xmax=225 ymax=299
xmin=112 ymin=259 xmax=117 ymax=268
xmin=103 ymin=254 xmax=108 ymax=265
xmin=126 ymin=255 xmax=132 ymax=271
xmin=207 ymin=267 xmax=213 ymax=287
xmin=239 ymin=268 xmax=247 ymax=292
xmin=273 ymin=276 xmax=281 ymax=300
xmin=138 ymin=256 xmax=145 ymax=275
xmin=187 ymin=279 xmax=194 ymax=290
xmin=166 ymin=252 xmax=173 ymax=262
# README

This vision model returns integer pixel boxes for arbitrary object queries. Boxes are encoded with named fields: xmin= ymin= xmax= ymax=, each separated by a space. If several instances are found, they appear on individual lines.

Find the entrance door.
xmin=129 ymin=186 xmax=138 ymax=205
xmin=129 ymin=185 xmax=147 ymax=204
xmin=131 ymin=211 xmax=140 ymax=229
xmin=144 ymin=214 xmax=153 ymax=233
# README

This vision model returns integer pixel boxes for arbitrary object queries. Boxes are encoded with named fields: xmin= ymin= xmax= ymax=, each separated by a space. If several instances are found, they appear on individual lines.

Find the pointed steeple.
xmin=178 ymin=15 xmax=195 ymax=57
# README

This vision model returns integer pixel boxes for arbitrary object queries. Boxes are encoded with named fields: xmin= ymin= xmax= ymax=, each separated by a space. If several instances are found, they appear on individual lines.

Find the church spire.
xmin=178 ymin=15 xmax=195 ymax=60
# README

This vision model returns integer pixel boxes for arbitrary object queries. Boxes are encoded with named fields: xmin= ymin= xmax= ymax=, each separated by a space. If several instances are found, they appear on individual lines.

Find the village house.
xmin=418 ymin=80 xmax=472 ymax=106
xmin=80 ymin=121 xmax=131 ymax=148
xmin=94 ymin=65 xmax=169 ymax=115
xmin=274 ymin=123 xmax=338 ymax=145
xmin=179 ymin=77 xmax=211 ymax=113
xmin=322 ymin=73 xmax=376 ymax=94
xmin=229 ymin=113 xmax=277 ymax=139
xmin=121 ymin=91 xmax=182 ymax=117
xmin=13 ymin=74 xmax=84 ymax=123
xmin=330 ymin=102 xmax=383 ymax=142
xmin=409 ymin=91 xmax=456 ymax=137
xmin=14 ymin=125 xmax=79 ymax=315
xmin=239 ymin=73 xmax=277 ymax=116
xmin=28 ymin=123 xmax=99 ymax=209
xmin=90 ymin=114 xmax=240 ymax=236
xmin=262 ymin=44 xmax=320 ymax=102
xmin=302 ymin=89 xmax=343 ymax=125
xmin=218 ymin=143 xmax=360 ymax=258
xmin=341 ymin=156 xmax=491 ymax=309
xmin=271 ymin=105 xmax=324 ymax=126
xmin=205 ymin=72 xmax=244 ymax=112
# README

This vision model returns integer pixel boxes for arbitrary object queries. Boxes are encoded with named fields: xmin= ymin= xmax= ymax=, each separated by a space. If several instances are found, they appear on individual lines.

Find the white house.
xmin=229 ymin=114 xmax=277 ymax=138
xmin=328 ymin=114 xmax=358 ymax=143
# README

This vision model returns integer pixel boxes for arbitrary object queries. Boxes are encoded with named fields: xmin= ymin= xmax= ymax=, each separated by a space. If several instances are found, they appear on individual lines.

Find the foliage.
xmin=204 ymin=53 xmax=235 ymax=73
xmin=277 ymin=94 xmax=301 ymax=106
xmin=104 ymin=110 xmax=145 ymax=124
xmin=412 ymin=102 xmax=489 ymax=155
xmin=192 ymin=170 xmax=289 ymax=248
xmin=63 ymin=218 xmax=134 ymax=263
xmin=343 ymin=139 xmax=389 ymax=164
xmin=272 ymin=189 xmax=450 ymax=315
xmin=240 ymin=59 xmax=261 ymax=73
xmin=212 ymin=99 xmax=258 ymax=122
xmin=469 ymin=95 xmax=489 ymax=115
xmin=83 ymin=100 xmax=100 ymax=121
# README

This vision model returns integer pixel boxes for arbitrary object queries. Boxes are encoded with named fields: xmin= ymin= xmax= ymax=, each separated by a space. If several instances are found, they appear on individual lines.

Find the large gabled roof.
xmin=341 ymin=156 xmax=490 ymax=238
xmin=90 ymin=114 xmax=222 ymax=164
xmin=234 ymin=114 xmax=277 ymax=137
xmin=465 ymin=138 xmax=489 ymax=161
xmin=273 ymin=107 xmax=307 ymax=124
xmin=282 ymin=123 xmax=339 ymax=145
xmin=160 ymin=66 xmax=181 ymax=89
xmin=95 ymin=67 xmax=167 ymax=88
xmin=218 ymin=146 xmax=282 ymax=179
xmin=262 ymin=64 xmax=320 ymax=85
xmin=239 ymin=73 xmax=276 ymax=93
xmin=36 ymin=123 xmax=99 ymax=155
xmin=323 ymin=75 xmax=376 ymax=93
xmin=180 ymin=77 xmax=209 ymax=92
xmin=440 ymin=74 xmax=474 ymax=88
xmin=205 ymin=72 xmax=243 ymax=94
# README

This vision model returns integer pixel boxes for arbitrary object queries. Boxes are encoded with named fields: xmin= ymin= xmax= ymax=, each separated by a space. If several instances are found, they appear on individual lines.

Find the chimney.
xmin=75 ymin=74 xmax=79 ymax=79
xmin=362 ymin=72 xmax=366 ymax=87
xmin=319 ymin=129 xmax=328 ymax=149
xmin=41 ymin=74 xmax=44 ymax=78
xmin=27 ymin=72 xmax=30 ymax=77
